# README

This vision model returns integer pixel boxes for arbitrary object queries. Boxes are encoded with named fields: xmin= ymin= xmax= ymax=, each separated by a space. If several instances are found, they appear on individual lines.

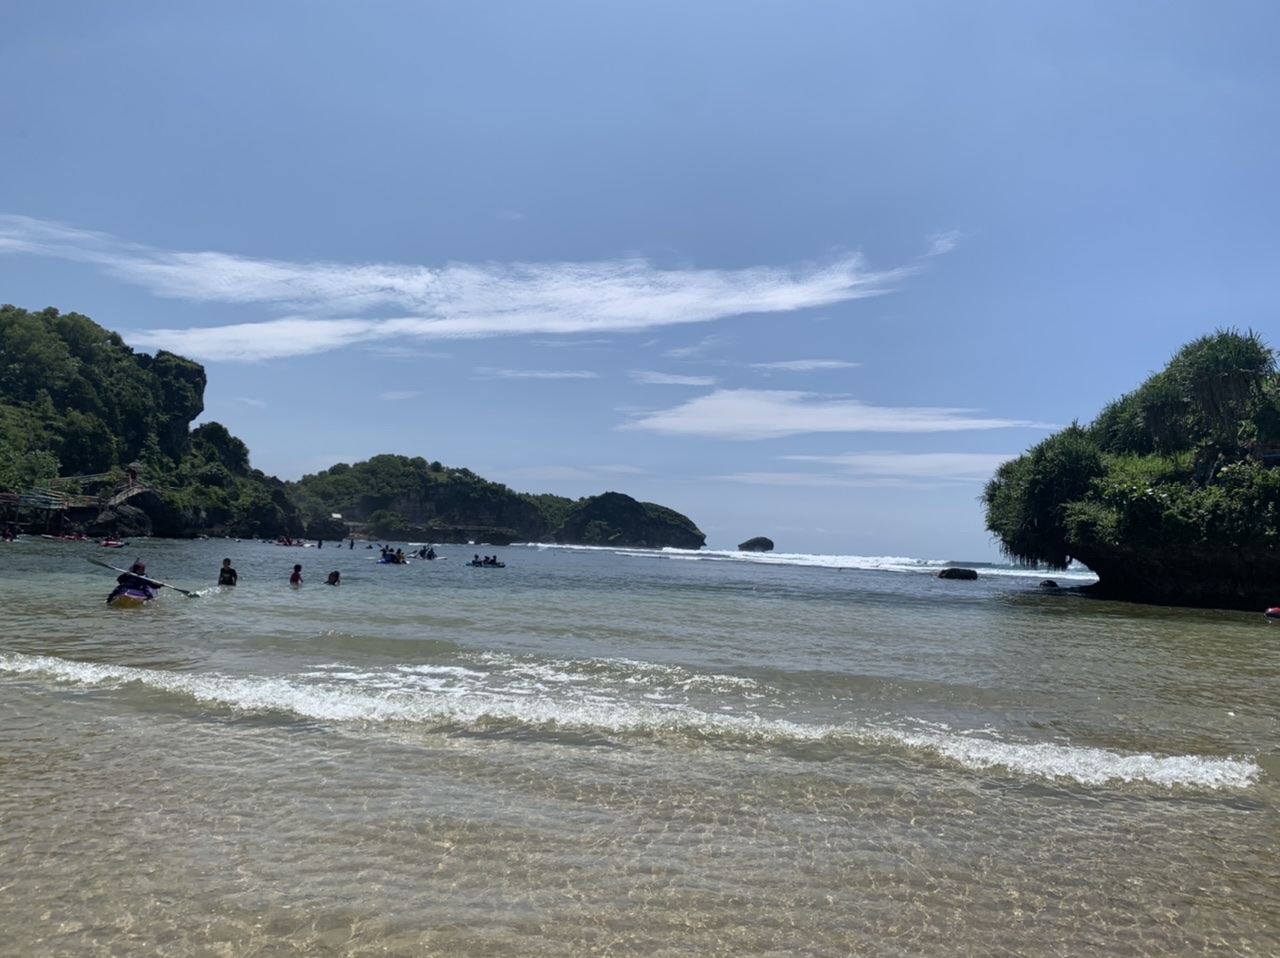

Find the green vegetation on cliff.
xmin=289 ymin=456 xmax=706 ymax=549
xmin=1 ymin=303 xmax=705 ymax=549
xmin=288 ymin=455 xmax=551 ymax=543
xmin=552 ymin=491 xmax=706 ymax=550
xmin=0 ymin=304 xmax=204 ymax=473
xmin=983 ymin=329 xmax=1280 ymax=608
xmin=0 ymin=303 xmax=301 ymax=538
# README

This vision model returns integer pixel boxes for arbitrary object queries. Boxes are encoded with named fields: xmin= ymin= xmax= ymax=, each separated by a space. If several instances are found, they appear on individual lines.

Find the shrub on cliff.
xmin=983 ymin=329 xmax=1280 ymax=607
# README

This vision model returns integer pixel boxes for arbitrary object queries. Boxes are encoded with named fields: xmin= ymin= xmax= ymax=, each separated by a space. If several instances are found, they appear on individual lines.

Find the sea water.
xmin=1 ymin=538 xmax=1276 ymax=956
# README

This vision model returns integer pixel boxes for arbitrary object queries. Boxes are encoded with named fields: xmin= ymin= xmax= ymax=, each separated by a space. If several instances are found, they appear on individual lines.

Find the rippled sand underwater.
xmin=2 ymin=538 xmax=1277 ymax=956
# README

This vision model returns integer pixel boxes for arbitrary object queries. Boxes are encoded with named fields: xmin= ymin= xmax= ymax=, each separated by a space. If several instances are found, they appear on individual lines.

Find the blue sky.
xmin=3 ymin=2 xmax=1278 ymax=559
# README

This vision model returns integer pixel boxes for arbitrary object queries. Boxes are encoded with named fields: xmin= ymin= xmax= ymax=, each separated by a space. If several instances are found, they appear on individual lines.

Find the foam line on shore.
xmin=1 ymin=652 xmax=1256 ymax=790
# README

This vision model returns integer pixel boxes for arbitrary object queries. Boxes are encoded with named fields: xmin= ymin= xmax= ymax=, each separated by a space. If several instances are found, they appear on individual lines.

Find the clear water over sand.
xmin=2 ymin=538 xmax=1276 ymax=956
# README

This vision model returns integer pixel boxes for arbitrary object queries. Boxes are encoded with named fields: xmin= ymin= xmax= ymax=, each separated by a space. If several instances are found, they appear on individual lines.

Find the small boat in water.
xmin=107 ymin=585 xmax=158 ymax=608
xmin=100 ymin=540 xmax=126 ymax=549
xmin=1265 ymin=607 xmax=1280 ymax=621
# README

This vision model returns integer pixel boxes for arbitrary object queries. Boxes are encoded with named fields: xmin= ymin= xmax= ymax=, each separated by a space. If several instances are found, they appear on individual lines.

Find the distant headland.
xmin=0 ymin=304 xmax=705 ymax=550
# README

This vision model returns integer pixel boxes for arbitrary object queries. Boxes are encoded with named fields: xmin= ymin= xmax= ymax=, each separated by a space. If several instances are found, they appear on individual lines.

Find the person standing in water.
xmin=290 ymin=564 xmax=303 ymax=585
xmin=218 ymin=558 xmax=238 ymax=586
xmin=326 ymin=570 xmax=341 ymax=586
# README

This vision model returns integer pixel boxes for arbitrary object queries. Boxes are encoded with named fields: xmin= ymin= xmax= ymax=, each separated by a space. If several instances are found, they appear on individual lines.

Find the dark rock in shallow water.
xmin=938 ymin=567 xmax=978 ymax=580
xmin=1039 ymin=579 xmax=1059 ymax=588
xmin=738 ymin=536 xmax=774 ymax=552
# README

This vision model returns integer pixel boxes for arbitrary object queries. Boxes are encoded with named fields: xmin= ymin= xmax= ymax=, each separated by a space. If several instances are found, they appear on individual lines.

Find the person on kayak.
xmin=218 ymin=558 xmax=238 ymax=586
xmin=290 ymin=564 xmax=303 ymax=585
xmin=120 ymin=561 xmax=157 ymax=588
xmin=108 ymin=561 xmax=162 ymax=603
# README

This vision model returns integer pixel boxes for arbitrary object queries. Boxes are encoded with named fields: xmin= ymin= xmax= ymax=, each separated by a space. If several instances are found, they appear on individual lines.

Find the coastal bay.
xmin=1 ymin=539 xmax=1276 ymax=956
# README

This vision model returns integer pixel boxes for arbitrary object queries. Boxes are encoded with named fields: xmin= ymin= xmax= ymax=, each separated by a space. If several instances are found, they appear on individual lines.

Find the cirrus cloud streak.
xmin=784 ymin=451 xmax=1017 ymax=479
xmin=751 ymin=359 xmax=861 ymax=372
xmin=0 ymin=214 xmax=909 ymax=362
xmin=625 ymin=389 xmax=1055 ymax=439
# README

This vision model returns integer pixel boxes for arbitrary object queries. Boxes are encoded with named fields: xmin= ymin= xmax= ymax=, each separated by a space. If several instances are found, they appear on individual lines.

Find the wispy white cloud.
xmin=751 ymin=359 xmax=861 ymax=372
xmin=625 ymin=389 xmax=1054 ymax=439
xmin=504 ymin=464 xmax=646 ymax=482
xmin=474 ymin=367 xmax=599 ymax=380
xmin=713 ymin=449 xmax=1014 ymax=491
xmin=231 ymin=397 xmax=267 ymax=409
xmin=784 ymin=451 xmax=1016 ymax=479
xmin=665 ymin=335 xmax=732 ymax=359
xmin=132 ymin=317 xmax=384 ymax=361
xmin=925 ymin=229 xmax=963 ymax=257
xmin=364 ymin=344 xmax=453 ymax=360
xmin=631 ymin=370 xmax=718 ymax=386
xmin=497 ymin=210 xmax=525 ymax=221
xmin=0 ymin=215 xmax=906 ymax=362
xmin=379 ymin=390 xmax=421 ymax=401
xmin=713 ymin=471 xmax=884 ymax=488
xmin=533 ymin=338 xmax=615 ymax=349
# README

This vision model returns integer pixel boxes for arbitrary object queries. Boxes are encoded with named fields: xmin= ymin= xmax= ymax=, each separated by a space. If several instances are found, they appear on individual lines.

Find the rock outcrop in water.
xmin=737 ymin=536 xmax=774 ymax=552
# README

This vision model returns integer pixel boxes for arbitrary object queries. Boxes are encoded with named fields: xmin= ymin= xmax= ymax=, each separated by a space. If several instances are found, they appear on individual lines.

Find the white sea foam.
xmin=1 ymin=652 xmax=1256 ymax=791
xmin=885 ymin=725 xmax=1259 ymax=789
xmin=532 ymin=542 xmax=1099 ymax=581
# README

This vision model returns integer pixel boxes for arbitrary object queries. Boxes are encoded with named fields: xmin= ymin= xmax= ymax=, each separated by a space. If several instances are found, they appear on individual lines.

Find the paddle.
xmin=87 ymin=557 xmax=201 ymax=598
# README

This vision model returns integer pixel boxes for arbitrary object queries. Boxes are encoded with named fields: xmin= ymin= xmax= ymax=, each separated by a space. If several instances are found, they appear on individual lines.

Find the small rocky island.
xmin=737 ymin=536 xmax=774 ymax=552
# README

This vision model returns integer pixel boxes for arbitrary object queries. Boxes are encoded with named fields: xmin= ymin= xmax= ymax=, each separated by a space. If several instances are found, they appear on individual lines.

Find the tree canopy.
xmin=0 ymin=304 xmax=205 ymax=474
xmin=0 ymin=303 xmax=298 ymax=537
xmin=288 ymin=455 xmax=707 ymax=548
xmin=983 ymin=330 xmax=1280 ymax=607
xmin=1 ymin=303 xmax=705 ymax=548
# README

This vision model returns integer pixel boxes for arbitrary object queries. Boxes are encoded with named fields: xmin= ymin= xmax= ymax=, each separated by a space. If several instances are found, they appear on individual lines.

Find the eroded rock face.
xmin=87 ymin=504 xmax=152 ymax=538
xmin=1072 ymin=544 xmax=1280 ymax=611
xmin=737 ymin=536 xmax=774 ymax=552
xmin=938 ymin=567 xmax=978 ymax=580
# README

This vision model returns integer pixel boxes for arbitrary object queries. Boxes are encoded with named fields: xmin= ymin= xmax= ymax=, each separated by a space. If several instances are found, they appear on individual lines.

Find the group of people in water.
xmin=272 ymin=536 xmax=362 ymax=550
xmin=223 ymin=560 xmax=342 ymax=587
xmin=379 ymin=545 xmax=438 ymax=563
xmin=103 ymin=540 xmax=502 ymax=602
xmin=289 ymin=564 xmax=340 ymax=585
